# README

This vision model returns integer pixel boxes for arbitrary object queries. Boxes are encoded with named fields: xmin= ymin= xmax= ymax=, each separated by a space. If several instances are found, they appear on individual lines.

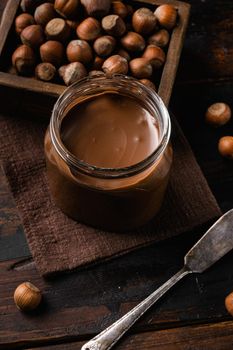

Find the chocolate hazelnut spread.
xmin=45 ymin=76 xmax=172 ymax=231
xmin=61 ymin=93 xmax=159 ymax=168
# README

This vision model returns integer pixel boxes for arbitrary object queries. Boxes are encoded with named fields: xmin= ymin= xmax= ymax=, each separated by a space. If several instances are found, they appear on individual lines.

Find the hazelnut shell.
xmin=154 ymin=4 xmax=177 ymax=30
xmin=102 ymin=54 xmax=128 ymax=75
xmin=76 ymin=17 xmax=101 ymax=41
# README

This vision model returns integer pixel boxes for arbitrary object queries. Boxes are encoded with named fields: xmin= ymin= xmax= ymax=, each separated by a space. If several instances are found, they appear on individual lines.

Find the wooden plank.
xmin=1 ymin=225 xmax=233 ymax=347
xmin=0 ymin=0 xmax=20 ymax=56
xmin=26 ymin=321 xmax=233 ymax=350
xmin=0 ymin=164 xmax=30 ymax=260
xmin=177 ymin=0 xmax=233 ymax=82
xmin=0 ymin=0 xmax=190 ymax=105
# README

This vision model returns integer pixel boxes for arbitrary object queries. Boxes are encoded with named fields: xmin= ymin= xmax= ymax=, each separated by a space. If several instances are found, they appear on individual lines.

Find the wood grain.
xmin=0 ymin=1 xmax=233 ymax=349
xmin=0 ymin=164 xmax=30 ymax=260
xmin=27 ymin=321 xmax=233 ymax=350
xmin=1 ymin=225 xmax=233 ymax=347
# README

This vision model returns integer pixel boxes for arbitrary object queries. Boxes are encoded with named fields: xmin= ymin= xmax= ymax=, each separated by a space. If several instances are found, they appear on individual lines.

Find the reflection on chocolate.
xmin=61 ymin=93 xmax=159 ymax=168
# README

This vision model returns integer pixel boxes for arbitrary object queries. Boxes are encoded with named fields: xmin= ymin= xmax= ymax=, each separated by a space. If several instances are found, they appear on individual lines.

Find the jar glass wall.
xmin=44 ymin=75 xmax=173 ymax=231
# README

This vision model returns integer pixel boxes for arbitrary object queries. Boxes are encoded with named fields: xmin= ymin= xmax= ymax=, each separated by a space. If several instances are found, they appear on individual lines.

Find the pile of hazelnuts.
xmin=12 ymin=0 xmax=178 ymax=88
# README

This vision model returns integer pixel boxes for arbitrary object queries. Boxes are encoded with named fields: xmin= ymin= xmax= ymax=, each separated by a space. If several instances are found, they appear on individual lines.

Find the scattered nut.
xmin=143 ymin=45 xmax=166 ymax=69
xmin=111 ymin=1 xmax=128 ymax=19
xmin=14 ymin=282 xmax=42 ymax=311
xmin=205 ymin=103 xmax=231 ymax=127
xmin=12 ymin=45 xmax=36 ymax=75
xmin=148 ymin=29 xmax=170 ymax=48
xmin=93 ymin=35 xmax=116 ymax=57
xmin=66 ymin=39 xmax=93 ymax=63
xmin=102 ymin=15 xmax=126 ymax=37
xmin=76 ymin=17 xmax=101 ymax=41
xmin=139 ymin=79 xmax=156 ymax=91
xmin=132 ymin=8 xmax=157 ymax=35
xmin=154 ymin=4 xmax=177 ymax=30
xmin=80 ymin=0 xmax=111 ymax=18
xmin=218 ymin=136 xmax=233 ymax=159
xmin=35 ymin=62 xmax=56 ymax=81
xmin=40 ymin=40 xmax=65 ymax=66
xmin=120 ymin=31 xmax=145 ymax=52
xmin=102 ymin=54 xmax=128 ymax=75
xmin=129 ymin=58 xmax=153 ymax=79
xmin=92 ymin=55 xmax=105 ymax=69
xmin=54 ymin=0 xmax=79 ymax=19
xmin=15 ymin=13 xmax=35 ymax=35
xmin=45 ymin=18 xmax=71 ymax=42
xmin=20 ymin=24 xmax=44 ymax=48
xmin=59 ymin=62 xmax=87 ymax=85
xmin=225 ymin=292 xmax=233 ymax=316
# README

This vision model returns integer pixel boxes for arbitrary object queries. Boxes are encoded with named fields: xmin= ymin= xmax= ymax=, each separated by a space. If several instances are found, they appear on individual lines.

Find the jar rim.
xmin=50 ymin=74 xmax=171 ymax=179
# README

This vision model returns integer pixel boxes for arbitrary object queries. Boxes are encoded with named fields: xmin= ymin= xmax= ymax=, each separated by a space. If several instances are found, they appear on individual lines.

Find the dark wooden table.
xmin=1 ymin=1 xmax=233 ymax=349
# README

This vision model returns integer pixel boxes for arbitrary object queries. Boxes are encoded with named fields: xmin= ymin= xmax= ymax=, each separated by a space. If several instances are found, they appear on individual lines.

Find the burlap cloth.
xmin=0 ymin=112 xmax=221 ymax=276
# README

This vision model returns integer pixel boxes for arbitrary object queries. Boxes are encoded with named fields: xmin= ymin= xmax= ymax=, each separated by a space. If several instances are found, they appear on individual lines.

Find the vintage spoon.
xmin=82 ymin=209 xmax=233 ymax=350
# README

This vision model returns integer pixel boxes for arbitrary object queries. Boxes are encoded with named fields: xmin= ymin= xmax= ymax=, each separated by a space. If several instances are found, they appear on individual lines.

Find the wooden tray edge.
xmin=0 ymin=0 xmax=190 ymax=104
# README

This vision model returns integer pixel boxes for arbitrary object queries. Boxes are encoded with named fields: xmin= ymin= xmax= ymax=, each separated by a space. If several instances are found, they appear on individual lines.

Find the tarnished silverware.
xmin=82 ymin=209 xmax=233 ymax=350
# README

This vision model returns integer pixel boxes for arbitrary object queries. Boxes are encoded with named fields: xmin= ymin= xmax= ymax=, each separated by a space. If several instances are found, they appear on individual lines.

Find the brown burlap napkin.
xmin=0 ymin=112 xmax=221 ymax=276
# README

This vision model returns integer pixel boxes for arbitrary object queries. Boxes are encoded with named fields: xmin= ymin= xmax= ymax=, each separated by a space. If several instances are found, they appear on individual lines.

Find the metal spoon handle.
xmin=81 ymin=267 xmax=191 ymax=350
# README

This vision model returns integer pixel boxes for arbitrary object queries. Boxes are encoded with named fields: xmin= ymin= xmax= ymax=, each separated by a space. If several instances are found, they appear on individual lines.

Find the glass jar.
xmin=45 ymin=75 xmax=172 ymax=231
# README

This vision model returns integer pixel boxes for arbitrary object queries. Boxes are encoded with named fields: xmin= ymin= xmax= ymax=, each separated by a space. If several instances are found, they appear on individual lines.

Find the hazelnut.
xmin=93 ymin=35 xmax=116 ymax=57
xmin=154 ymin=4 xmax=177 ymax=30
xmin=148 ymin=29 xmax=170 ymax=48
xmin=12 ymin=45 xmax=36 ymax=75
xmin=132 ymin=8 xmax=157 ymax=35
xmin=120 ymin=32 xmax=145 ymax=52
xmin=89 ymin=70 xmax=105 ymax=77
xmin=34 ymin=3 xmax=57 ymax=27
xmin=59 ymin=62 xmax=87 ymax=85
xmin=142 ymin=45 xmax=166 ymax=69
xmin=40 ymin=40 xmax=65 ymax=66
xmin=205 ymin=103 xmax=231 ymax=127
xmin=129 ymin=58 xmax=153 ymax=79
xmin=102 ymin=15 xmax=126 ymax=37
xmin=20 ymin=0 xmax=42 ymax=13
xmin=116 ymin=48 xmax=130 ymax=62
xmin=218 ymin=136 xmax=233 ymax=159
xmin=20 ymin=24 xmax=44 ymax=49
xmin=76 ymin=17 xmax=101 ymax=41
xmin=14 ymin=282 xmax=42 ymax=311
xmin=45 ymin=18 xmax=71 ymax=42
xmin=54 ymin=0 xmax=79 ymax=19
xmin=15 ymin=13 xmax=35 ymax=35
xmin=67 ymin=39 xmax=93 ymax=64
xmin=35 ymin=62 xmax=56 ymax=81
xmin=92 ymin=55 xmax=105 ymax=69
xmin=139 ymin=79 xmax=156 ymax=91
xmin=225 ymin=292 xmax=233 ymax=316
xmin=102 ymin=54 xmax=128 ymax=75
xmin=111 ymin=1 xmax=128 ymax=19
xmin=80 ymin=0 xmax=111 ymax=18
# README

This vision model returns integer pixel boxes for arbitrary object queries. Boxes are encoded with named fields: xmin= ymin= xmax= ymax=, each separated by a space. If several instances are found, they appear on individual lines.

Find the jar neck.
xmin=50 ymin=75 xmax=171 ymax=179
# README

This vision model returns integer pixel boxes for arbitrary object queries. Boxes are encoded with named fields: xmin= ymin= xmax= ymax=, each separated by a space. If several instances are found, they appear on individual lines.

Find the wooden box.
xmin=0 ymin=0 xmax=190 ymax=106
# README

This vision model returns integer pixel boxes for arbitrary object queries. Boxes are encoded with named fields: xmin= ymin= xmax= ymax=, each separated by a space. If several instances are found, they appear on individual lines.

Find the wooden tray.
xmin=0 ymin=0 xmax=190 ymax=106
